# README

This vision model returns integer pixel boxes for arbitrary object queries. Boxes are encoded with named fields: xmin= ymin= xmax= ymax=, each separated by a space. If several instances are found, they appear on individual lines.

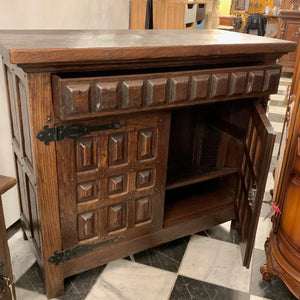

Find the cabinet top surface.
xmin=0 ymin=29 xmax=296 ymax=65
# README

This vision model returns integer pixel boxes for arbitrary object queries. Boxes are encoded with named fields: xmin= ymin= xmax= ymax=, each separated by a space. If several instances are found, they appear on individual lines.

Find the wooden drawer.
xmin=52 ymin=65 xmax=281 ymax=121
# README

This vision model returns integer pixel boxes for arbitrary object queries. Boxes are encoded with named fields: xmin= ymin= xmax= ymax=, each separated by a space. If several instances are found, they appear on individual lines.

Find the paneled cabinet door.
xmin=237 ymin=101 xmax=275 ymax=267
xmin=56 ymin=111 xmax=170 ymax=250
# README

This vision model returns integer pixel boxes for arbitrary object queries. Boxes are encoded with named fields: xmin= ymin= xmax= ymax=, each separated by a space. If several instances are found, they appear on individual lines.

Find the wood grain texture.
xmin=0 ymin=175 xmax=16 ymax=195
xmin=27 ymin=73 xmax=64 ymax=299
xmin=0 ymin=30 xmax=296 ymax=65
xmin=0 ymin=29 xmax=292 ymax=299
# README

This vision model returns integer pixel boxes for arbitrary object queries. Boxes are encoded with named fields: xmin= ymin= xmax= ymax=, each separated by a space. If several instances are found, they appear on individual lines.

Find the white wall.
xmin=0 ymin=0 xmax=129 ymax=29
xmin=0 ymin=0 xmax=129 ymax=228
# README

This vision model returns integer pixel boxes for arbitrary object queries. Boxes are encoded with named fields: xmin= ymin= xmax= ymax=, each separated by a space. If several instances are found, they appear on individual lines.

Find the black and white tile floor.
xmin=8 ymin=75 xmax=297 ymax=300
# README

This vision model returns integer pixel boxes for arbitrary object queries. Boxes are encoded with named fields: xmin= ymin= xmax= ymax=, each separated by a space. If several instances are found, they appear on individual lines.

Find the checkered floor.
xmin=8 ymin=75 xmax=297 ymax=300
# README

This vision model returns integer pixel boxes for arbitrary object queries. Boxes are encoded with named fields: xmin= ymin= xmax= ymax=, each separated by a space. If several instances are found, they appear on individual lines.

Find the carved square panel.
xmin=137 ymin=129 xmax=156 ymax=161
xmin=108 ymin=174 xmax=128 ymax=195
xmin=78 ymin=211 xmax=98 ymax=240
xmin=94 ymin=82 xmax=118 ymax=111
xmin=77 ymin=181 xmax=98 ymax=203
xmin=108 ymin=132 xmax=128 ymax=166
xmin=76 ymin=138 xmax=97 ymax=171
xmin=190 ymin=75 xmax=210 ymax=100
xmin=136 ymin=169 xmax=154 ymax=189
xmin=107 ymin=203 xmax=127 ymax=233
xmin=121 ymin=80 xmax=143 ymax=109
xmin=246 ymin=71 xmax=264 ymax=94
xmin=228 ymin=72 xmax=247 ymax=96
xmin=168 ymin=76 xmax=189 ymax=103
xmin=263 ymin=69 xmax=281 ymax=93
xmin=135 ymin=196 xmax=152 ymax=224
xmin=145 ymin=78 xmax=167 ymax=106
xmin=210 ymin=73 xmax=229 ymax=98
xmin=64 ymin=83 xmax=91 ymax=115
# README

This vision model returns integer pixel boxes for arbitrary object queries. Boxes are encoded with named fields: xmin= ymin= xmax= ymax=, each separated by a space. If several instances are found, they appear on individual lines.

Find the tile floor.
xmin=7 ymin=75 xmax=297 ymax=300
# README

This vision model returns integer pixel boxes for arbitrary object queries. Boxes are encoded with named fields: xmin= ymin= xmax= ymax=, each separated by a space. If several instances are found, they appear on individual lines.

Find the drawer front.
xmin=52 ymin=65 xmax=281 ymax=120
xmin=56 ymin=111 xmax=170 ymax=250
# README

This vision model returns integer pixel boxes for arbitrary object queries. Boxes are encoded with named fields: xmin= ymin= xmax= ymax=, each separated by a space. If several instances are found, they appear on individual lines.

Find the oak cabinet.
xmin=0 ymin=29 xmax=296 ymax=298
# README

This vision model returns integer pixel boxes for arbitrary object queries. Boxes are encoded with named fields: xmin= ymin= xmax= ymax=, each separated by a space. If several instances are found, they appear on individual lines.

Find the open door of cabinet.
xmin=237 ymin=101 xmax=275 ymax=267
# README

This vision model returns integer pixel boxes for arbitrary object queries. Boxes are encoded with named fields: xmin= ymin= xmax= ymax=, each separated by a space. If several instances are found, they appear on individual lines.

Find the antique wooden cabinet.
xmin=278 ymin=10 xmax=300 ymax=73
xmin=0 ymin=30 xmax=295 ymax=298
xmin=261 ymin=42 xmax=300 ymax=298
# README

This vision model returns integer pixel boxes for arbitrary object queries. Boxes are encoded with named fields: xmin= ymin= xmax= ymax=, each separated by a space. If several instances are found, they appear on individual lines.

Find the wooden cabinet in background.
xmin=278 ymin=10 xmax=300 ymax=73
xmin=130 ymin=0 xmax=206 ymax=29
xmin=0 ymin=30 xmax=295 ymax=298
xmin=261 ymin=41 xmax=300 ymax=299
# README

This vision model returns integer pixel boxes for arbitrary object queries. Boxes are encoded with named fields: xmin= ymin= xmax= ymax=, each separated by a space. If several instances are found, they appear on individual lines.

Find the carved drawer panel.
xmin=56 ymin=111 xmax=170 ymax=249
xmin=52 ymin=65 xmax=281 ymax=120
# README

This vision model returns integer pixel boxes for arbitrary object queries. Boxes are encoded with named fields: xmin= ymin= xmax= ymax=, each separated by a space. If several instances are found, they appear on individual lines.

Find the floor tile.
xmin=260 ymin=199 xmax=272 ymax=219
xmin=198 ymin=221 xmax=239 ymax=244
xmin=6 ymin=219 xmax=22 ymax=240
xmin=269 ymin=100 xmax=286 ymax=107
xmin=254 ymin=217 xmax=272 ymax=251
xmin=16 ymin=260 xmax=106 ymax=300
xmin=58 ymin=265 xmax=106 ymax=300
xmin=265 ymin=172 xmax=274 ymax=195
xmin=270 ymin=121 xmax=284 ymax=133
xmin=250 ymin=296 xmax=272 ymax=300
xmin=132 ymin=236 xmax=189 ymax=272
xmin=15 ymin=287 xmax=50 ymax=300
xmin=8 ymin=229 xmax=36 ymax=281
xmin=250 ymin=249 xmax=297 ymax=300
xmin=169 ymin=275 xmax=250 ymax=300
xmin=178 ymin=235 xmax=251 ymax=293
xmin=16 ymin=262 xmax=45 ymax=294
xmin=268 ymin=105 xmax=287 ymax=115
xmin=86 ymin=259 xmax=177 ymax=300
xmin=268 ymin=113 xmax=286 ymax=123
xmin=269 ymin=94 xmax=287 ymax=101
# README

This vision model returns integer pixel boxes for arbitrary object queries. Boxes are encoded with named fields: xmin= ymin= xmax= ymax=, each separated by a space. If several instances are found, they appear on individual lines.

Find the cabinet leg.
xmin=260 ymin=264 xmax=274 ymax=281
xmin=260 ymin=237 xmax=274 ymax=281
xmin=22 ymin=229 xmax=28 ymax=241
xmin=44 ymin=266 xmax=64 ymax=299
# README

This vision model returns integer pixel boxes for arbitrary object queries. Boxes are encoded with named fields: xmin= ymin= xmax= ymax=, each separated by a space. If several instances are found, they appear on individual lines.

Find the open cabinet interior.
xmin=163 ymin=99 xmax=274 ymax=262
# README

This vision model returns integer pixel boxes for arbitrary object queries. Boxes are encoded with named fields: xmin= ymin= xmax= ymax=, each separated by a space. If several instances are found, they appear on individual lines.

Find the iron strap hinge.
xmin=49 ymin=235 xmax=125 ymax=266
xmin=36 ymin=121 xmax=126 ymax=145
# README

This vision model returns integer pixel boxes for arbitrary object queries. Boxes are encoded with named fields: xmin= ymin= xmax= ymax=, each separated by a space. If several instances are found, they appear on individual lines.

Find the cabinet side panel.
xmin=27 ymin=73 xmax=64 ymax=298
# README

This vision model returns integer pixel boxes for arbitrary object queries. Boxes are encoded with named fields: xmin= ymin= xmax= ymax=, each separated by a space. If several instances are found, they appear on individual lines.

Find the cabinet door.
xmin=56 ymin=111 xmax=170 ymax=250
xmin=236 ymin=101 xmax=275 ymax=267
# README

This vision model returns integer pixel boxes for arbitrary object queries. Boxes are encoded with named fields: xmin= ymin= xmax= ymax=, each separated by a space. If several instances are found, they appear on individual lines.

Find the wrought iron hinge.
xmin=37 ymin=121 xmax=126 ymax=145
xmin=49 ymin=235 xmax=125 ymax=266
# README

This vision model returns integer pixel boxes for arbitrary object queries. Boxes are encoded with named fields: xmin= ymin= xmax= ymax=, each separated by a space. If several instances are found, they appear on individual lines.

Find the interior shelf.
xmin=163 ymin=177 xmax=236 ymax=228
xmin=166 ymin=166 xmax=239 ymax=190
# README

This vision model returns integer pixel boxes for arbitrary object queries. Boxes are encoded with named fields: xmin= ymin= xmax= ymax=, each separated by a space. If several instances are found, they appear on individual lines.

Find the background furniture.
xmin=130 ymin=0 xmax=207 ymax=29
xmin=0 ymin=29 xmax=295 ymax=298
xmin=278 ymin=9 xmax=300 ymax=73
xmin=261 ymin=42 xmax=300 ymax=299
xmin=0 ymin=176 xmax=16 ymax=300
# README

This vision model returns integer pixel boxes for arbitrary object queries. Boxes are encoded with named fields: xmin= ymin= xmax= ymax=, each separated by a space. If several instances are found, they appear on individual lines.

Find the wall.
xmin=219 ymin=0 xmax=232 ymax=15
xmin=0 ymin=0 xmax=129 ymax=228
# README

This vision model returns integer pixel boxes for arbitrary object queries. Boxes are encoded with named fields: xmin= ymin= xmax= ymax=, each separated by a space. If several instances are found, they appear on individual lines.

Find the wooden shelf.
xmin=166 ymin=166 xmax=238 ymax=190
xmin=163 ymin=180 xmax=235 ymax=227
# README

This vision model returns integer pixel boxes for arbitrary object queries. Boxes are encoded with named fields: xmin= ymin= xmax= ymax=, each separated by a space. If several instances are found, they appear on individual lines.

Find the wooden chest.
xmin=0 ymin=29 xmax=296 ymax=298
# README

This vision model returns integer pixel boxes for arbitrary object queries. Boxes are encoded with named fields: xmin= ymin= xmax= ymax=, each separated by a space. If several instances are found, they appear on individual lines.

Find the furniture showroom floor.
xmin=7 ymin=75 xmax=297 ymax=300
